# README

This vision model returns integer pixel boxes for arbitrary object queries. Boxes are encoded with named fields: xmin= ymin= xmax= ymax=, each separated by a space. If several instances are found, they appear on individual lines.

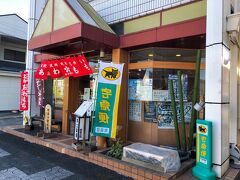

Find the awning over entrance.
xmin=28 ymin=0 xmax=119 ymax=55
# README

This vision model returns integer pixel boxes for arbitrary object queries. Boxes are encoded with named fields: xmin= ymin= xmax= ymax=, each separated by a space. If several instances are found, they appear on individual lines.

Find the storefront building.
xmin=25 ymin=0 xmax=240 ymax=178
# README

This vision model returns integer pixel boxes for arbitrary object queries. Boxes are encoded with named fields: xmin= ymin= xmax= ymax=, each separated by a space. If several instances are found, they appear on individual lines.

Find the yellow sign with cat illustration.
xmin=101 ymin=67 xmax=120 ymax=81
xmin=94 ymin=62 xmax=124 ymax=138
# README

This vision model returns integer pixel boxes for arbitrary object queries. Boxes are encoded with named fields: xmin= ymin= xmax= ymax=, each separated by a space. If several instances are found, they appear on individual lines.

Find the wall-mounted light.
xmin=176 ymin=54 xmax=181 ymax=57
xmin=223 ymin=46 xmax=230 ymax=65
xmin=148 ymin=54 xmax=154 ymax=57
xmin=194 ymin=101 xmax=205 ymax=111
xmin=100 ymin=48 xmax=105 ymax=58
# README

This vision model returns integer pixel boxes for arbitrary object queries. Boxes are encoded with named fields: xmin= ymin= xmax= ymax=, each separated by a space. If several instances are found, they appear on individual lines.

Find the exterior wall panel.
xmin=89 ymin=0 xmax=193 ymax=24
xmin=162 ymin=0 xmax=206 ymax=25
xmin=0 ymin=75 xmax=20 ymax=111
xmin=124 ymin=13 xmax=160 ymax=34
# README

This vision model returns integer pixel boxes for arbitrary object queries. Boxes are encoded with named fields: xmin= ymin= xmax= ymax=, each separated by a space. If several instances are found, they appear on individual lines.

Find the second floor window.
xmin=4 ymin=49 xmax=25 ymax=63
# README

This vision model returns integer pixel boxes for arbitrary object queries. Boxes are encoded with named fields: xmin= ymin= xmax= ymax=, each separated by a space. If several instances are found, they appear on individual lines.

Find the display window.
xmin=128 ymin=48 xmax=205 ymax=129
xmin=129 ymin=47 xmax=205 ymax=63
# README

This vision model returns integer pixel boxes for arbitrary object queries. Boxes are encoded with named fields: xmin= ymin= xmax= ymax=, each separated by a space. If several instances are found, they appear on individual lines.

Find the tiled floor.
xmin=0 ymin=130 xmax=130 ymax=180
xmin=178 ymin=166 xmax=240 ymax=180
xmin=3 ymin=125 xmax=240 ymax=180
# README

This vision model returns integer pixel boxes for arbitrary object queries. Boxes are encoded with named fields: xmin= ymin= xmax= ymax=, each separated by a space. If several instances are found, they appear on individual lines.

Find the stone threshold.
xmin=2 ymin=125 xmax=195 ymax=180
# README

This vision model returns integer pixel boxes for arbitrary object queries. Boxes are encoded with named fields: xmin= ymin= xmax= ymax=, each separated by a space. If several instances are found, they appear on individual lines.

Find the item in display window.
xmin=128 ymin=79 xmax=152 ymax=101
xmin=152 ymin=90 xmax=169 ymax=101
xmin=144 ymin=101 xmax=156 ymax=122
xmin=83 ymin=88 xmax=91 ymax=100
xmin=157 ymin=102 xmax=192 ymax=129
xmin=168 ymin=74 xmax=188 ymax=101
xmin=128 ymin=101 xmax=142 ymax=121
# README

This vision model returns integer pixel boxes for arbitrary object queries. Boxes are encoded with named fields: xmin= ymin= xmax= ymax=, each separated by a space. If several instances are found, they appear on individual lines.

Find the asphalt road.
xmin=0 ymin=117 xmax=22 ymax=127
xmin=0 ymin=131 xmax=131 ymax=180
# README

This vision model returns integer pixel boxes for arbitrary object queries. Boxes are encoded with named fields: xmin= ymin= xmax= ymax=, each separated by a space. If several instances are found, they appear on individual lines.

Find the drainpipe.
xmin=227 ymin=12 xmax=240 ymax=144
xmin=24 ymin=0 xmax=46 ymax=125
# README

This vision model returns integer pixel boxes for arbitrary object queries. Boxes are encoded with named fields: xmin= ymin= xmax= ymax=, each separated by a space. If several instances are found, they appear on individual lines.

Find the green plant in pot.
xmin=106 ymin=140 xmax=123 ymax=160
xmin=169 ymin=50 xmax=202 ymax=161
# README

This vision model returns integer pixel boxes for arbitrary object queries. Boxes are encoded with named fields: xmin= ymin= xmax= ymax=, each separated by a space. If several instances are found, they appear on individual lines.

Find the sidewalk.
xmin=1 ymin=125 xmax=240 ymax=180
xmin=0 ymin=111 xmax=22 ymax=120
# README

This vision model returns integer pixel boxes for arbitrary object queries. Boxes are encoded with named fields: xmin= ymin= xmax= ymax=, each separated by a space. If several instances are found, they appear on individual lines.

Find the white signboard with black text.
xmin=74 ymin=100 xmax=93 ymax=117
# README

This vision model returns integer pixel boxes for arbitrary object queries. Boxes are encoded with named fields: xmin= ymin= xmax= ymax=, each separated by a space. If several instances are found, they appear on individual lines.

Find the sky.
xmin=0 ymin=0 xmax=30 ymax=21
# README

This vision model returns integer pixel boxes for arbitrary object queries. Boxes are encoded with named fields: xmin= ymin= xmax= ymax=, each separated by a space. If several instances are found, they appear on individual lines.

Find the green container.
xmin=192 ymin=119 xmax=216 ymax=180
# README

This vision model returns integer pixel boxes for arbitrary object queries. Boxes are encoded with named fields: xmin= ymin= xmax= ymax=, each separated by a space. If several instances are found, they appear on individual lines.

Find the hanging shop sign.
xmin=35 ymin=61 xmax=48 ymax=80
xmin=93 ymin=62 xmax=124 ymax=138
xmin=34 ymin=79 xmax=44 ymax=107
xmin=19 ymin=71 xmax=29 ymax=111
xmin=34 ymin=54 xmax=92 ymax=80
xmin=192 ymin=119 xmax=216 ymax=179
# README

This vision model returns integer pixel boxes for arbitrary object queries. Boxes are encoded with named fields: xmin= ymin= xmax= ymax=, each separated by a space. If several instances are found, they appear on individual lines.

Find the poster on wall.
xmin=152 ymin=90 xmax=169 ymax=101
xmin=168 ymin=74 xmax=188 ymax=101
xmin=128 ymin=79 xmax=152 ymax=101
xmin=128 ymin=101 xmax=142 ymax=121
xmin=157 ymin=102 xmax=192 ymax=129
xmin=144 ymin=101 xmax=157 ymax=122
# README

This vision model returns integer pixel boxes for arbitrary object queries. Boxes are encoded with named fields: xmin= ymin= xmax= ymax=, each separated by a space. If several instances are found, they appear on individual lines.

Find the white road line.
xmin=0 ymin=166 xmax=74 ymax=180
xmin=0 ymin=148 xmax=10 ymax=158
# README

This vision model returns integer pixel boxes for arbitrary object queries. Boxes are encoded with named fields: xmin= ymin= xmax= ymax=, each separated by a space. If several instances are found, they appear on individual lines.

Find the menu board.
xmin=157 ymin=102 xmax=192 ymax=129
xmin=144 ymin=101 xmax=156 ymax=122
xmin=128 ymin=101 xmax=142 ymax=121
xmin=128 ymin=79 xmax=152 ymax=101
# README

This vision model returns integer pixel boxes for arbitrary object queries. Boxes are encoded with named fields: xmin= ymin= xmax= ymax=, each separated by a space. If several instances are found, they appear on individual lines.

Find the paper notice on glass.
xmin=153 ymin=90 xmax=169 ymax=101
xmin=74 ymin=100 xmax=93 ymax=117
xmin=128 ymin=101 xmax=142 ymax=121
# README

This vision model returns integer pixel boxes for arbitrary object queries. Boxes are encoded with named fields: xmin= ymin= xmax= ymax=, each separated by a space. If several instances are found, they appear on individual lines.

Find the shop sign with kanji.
xmin=20 ymin=71 xmax=29 ymax=111
xmin=196 ymin=120 xmax=212 ymax=169
xmin=93 ymin=62 xmax=124 ymax=138
xmin=35 ymin=54 xmax=92 ymax=80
